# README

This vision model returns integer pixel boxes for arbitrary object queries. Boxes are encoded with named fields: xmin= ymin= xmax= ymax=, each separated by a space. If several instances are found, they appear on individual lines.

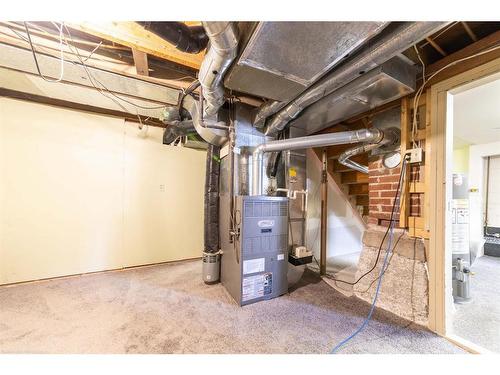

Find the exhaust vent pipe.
xmin=199 ymin=22 xmax=238 ymax=117
xmin=338 ymin=127 xmax=400 ymax=173
xmin=251 ymin=128 xmax=386 ymax=195
xmin=262 ymin=22 xmax=448 ymax=135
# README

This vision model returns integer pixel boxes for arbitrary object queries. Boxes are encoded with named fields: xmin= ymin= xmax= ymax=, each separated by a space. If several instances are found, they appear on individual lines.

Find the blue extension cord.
xmin=330 ymin=218 xmax=396 ymax=353
xmin=330 ymin=158 xmax=407 ymax=354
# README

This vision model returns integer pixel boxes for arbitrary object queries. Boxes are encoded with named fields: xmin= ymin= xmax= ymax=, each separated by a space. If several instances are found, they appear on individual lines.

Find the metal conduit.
xmin=251 ymin=128 xmax=384 ymax=195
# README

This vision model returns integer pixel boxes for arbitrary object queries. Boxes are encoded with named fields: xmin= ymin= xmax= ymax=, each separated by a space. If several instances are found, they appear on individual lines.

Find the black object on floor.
xmin=484 ymin=236 xmax=500 ymax=257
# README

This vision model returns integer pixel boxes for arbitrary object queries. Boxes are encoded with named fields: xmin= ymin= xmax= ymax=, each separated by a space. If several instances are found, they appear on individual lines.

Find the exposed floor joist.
xmin=461 ymin=22 xmax=478 ymax=42
xmin=0 ymin=42 xmax=181 ymax=110
xmin=66 ymin=22 xmax=204 ymax=70
xmin=132 ymin=48 xmax=149 ymax=76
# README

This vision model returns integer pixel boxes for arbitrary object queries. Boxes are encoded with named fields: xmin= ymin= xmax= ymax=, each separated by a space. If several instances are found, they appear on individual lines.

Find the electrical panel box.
xmin=220 ymin=195 xmax=289 ymax=306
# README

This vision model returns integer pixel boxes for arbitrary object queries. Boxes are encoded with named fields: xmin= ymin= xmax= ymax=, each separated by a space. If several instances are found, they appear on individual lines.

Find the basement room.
xmin=1 ymin=1 xmax=500 ymax=371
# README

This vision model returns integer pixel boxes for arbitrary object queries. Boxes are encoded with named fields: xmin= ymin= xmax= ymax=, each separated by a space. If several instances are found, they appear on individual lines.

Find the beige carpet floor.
xmin=0 ymin=259 xmax=464 ymax=354
xmin=452 ymin=255 xmax=500 ymax=353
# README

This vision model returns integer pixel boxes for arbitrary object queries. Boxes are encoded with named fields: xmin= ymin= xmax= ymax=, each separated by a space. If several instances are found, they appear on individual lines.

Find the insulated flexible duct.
xmin=261 ymin=22 xmax=448 ymax=135
xmin=204 ymin=144 xmax=220 ymax=253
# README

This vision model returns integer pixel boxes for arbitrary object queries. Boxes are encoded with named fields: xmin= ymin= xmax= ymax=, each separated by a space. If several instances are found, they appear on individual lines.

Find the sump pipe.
xmin=137 ymin=22 xmax=209 ymax=54
xmin=251 ymin=128 xmax=384 ymax=195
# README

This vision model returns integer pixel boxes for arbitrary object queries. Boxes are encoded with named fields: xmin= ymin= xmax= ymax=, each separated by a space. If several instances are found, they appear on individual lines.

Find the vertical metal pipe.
xmin=320 ymin=148 xmax=328 ymax=275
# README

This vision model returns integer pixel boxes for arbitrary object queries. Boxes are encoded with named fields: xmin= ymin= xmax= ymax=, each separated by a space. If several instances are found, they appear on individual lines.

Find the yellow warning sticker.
xmin=289 ymin=168 xmax=297 ymax=178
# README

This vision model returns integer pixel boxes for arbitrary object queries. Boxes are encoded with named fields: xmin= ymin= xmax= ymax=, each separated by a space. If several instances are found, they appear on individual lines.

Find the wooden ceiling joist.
xmin=461 ymin=22 xmax=478 ymax=42
xmin=66 ymin=22 xmax=204 ymax=70
xmin=132 ymin=48 xmax=149 ymax=76
xmin=425 ymin=36 xmax=447 ymax=57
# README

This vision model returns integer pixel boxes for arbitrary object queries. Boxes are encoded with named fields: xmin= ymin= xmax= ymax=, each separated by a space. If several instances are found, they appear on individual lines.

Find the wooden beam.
xmin=349 ymin=183 xmax=369 ymax=196
xmin=409 ymin=182 xmax=426 ymax=193
xmin=399 ymin=97 xmax=411 ymax=228
xmin=461 ymin=22 xmax=478 ymax=42
xmin=66 ymin=22 xmax=204 ymax=69
xmin=425 ymin=30 xmax=500 ymax=86
xmin=320 ymin=149 xmax=328 ymax=276
xmin=426 ymin=37 xmax=447 ymax=57
xmin=424 ymin=89 xmax=432 ymax=231
xmin=132 ymin=48 xmax=149 ymax=76
xmin=0 ymin=87 xmax=164 ymax=128
xmin=340 ymin=171 xmax=369 ymax=184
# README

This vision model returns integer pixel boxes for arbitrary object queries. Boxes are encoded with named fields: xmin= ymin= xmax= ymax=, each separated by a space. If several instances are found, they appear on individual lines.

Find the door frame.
xmin=428 ymin=57 xmax=500 ymax=350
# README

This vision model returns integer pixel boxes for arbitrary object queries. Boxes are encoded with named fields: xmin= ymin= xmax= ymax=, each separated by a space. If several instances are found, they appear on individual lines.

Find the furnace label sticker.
xmin=242 ymin=272 xmax=272 ymax=302
xmin=243 ymin=258 xmax=265 ymax=275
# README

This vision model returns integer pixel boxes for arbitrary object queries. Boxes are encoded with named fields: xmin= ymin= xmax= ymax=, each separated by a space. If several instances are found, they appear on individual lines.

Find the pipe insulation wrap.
xmin=204 ymin=144 xmax=220 ymax=253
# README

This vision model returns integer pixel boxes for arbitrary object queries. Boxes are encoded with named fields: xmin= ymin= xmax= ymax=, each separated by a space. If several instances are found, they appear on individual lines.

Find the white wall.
xmin=468 ymin=141 xmax=500 ymax=258
xmin=453 ymin=145 xmax=470 ymax=174
xmin=484 ymin=155 xmax=500 ymax=227
xmin=305 ymin=149 xmax=365 ymax=261
xmin=0 ymin=98 xmax=206 ymax=284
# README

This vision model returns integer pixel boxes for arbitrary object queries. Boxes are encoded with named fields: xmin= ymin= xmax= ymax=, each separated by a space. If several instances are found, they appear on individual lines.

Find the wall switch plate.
xmin=407 ymin=148 xmax=423 ymax=163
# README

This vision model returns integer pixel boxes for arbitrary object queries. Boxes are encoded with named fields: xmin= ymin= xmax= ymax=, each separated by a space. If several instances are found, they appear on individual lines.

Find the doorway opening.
xmin=446 ymin=71 xmax=500 ymax=353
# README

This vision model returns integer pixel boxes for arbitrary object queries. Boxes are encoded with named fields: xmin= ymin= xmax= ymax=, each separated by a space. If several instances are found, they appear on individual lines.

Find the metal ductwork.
xmin=199 ymin=22 xmax=238 ymax=117
xmin=184 ymin=95 xmax=228 ymax=146
xmin=162 ymin=120 xmax=195 ymax=144
xmin=138 ymin=22 xmax=209 ymax=54
xmin=225 ymin=22 xmax=388 ymax=102
xmin=251 ymin=128 xmax=386 ymax=196
xmin=338 ymin=144 xmax=380 ymax=174
xmin=338 ymin=127 xmax=400 ymax=173
xmin=253 ymin=101 xmax=286 ymax=128
xmin=262 ymin=22 xmax=449 ymax=136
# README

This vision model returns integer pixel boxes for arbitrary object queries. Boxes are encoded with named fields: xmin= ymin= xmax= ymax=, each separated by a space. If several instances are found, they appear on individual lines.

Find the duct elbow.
xmin=199 ymin=22 xmax=238 ymax=117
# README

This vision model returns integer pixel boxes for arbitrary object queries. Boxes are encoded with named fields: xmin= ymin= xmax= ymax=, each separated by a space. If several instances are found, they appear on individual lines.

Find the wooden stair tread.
xmin=341 ymin=171 xmax=369 ymax=184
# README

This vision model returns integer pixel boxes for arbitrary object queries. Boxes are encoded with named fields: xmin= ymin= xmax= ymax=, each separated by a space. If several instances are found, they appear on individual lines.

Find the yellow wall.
xmin=0 ymin=98 xmax=206 ymax=284
xmin=453 ymin=145 xmax=470 ymax=174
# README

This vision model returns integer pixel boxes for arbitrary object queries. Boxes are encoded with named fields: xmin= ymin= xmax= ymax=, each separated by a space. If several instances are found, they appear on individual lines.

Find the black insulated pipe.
xmin=138 ymin=22 xmax=209 ymax=54
xmin=204 ymin=144 xmax=220 ymax=253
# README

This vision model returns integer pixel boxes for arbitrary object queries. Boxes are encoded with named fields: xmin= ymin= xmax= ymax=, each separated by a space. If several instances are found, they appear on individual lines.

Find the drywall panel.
xmin=0 ymin=98 xmax=205 ymax=284
xmin=122 ymin=123 xmax=205 ymax=266
xmin=305 ymin=149 xmax=365 ymax=262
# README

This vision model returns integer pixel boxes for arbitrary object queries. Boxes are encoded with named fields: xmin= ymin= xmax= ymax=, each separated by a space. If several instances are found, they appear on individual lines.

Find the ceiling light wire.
xmin=24 ymin=21 xmax=65 ymax=83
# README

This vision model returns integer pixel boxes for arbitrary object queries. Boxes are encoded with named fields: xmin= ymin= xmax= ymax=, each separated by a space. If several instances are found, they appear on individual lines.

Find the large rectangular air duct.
xmin=224 ymin=22 xmax=388 ymax=101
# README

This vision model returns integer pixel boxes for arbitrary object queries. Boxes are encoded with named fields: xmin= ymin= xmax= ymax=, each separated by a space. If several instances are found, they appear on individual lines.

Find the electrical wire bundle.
xmin=20 ymin=22 xmax=197 ymax=126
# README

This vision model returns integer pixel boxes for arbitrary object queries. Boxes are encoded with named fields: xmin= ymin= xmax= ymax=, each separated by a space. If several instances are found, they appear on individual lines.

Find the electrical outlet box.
xmin=407 ymin=148 xmax=423 ymax=163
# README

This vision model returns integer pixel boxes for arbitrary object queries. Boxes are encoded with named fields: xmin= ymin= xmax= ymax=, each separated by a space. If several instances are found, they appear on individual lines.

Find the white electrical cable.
xmin=24 ymin=21 xmax=65 ymax=83
xmin=410 ymin=44 xmax=500 ymax=150
xmin=412 ymin=45 xmax=426 ymax=149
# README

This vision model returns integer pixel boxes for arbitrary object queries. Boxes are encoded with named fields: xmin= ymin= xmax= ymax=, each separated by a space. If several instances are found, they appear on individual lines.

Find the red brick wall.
xmin=368 ymin=155 xmax=401 ymax=226
xmin=368 ymin=155 xmax=423 ymax=227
